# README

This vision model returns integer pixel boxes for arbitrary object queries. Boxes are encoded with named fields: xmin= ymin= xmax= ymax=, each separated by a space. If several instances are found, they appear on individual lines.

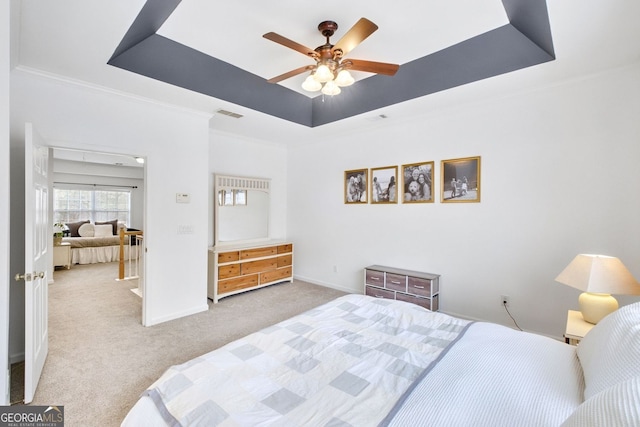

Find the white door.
xmin=23 ymin=123 xmax=49 ymax=403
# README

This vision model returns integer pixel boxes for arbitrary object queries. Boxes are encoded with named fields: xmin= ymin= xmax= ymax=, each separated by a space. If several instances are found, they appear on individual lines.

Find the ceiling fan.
xmin=263 ymin=18 xmax=400 ymax=96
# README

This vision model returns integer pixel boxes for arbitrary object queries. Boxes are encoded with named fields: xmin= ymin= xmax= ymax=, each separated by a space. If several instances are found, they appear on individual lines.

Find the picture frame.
xmin=370 ymin=166 xmax=398 ymax=204
xmin=441 ymin=156 xmax=481 ymax=203
xmin=344 ymin=169 xmax=368 ymax=203
xmin=401 ymin=161 xmax=434 ymax=203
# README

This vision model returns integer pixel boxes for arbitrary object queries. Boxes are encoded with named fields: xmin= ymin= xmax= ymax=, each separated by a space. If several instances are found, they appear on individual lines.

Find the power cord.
xmin=503 ymin=301 xmax=523 ymax=331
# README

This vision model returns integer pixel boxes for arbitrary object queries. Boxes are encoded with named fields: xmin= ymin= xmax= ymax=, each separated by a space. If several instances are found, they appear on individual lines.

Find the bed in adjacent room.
xmin=121 ymin=294 xmax=640 ymax=427
xmin=62 ymin=219 xmax=139 ymax=265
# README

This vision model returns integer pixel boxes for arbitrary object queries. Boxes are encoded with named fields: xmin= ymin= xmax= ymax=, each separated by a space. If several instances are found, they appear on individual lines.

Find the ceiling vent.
xmin=366 ymin=114 xmax=388 ymax=122
xmin=216 ymin=109 xmax=243 ymax=119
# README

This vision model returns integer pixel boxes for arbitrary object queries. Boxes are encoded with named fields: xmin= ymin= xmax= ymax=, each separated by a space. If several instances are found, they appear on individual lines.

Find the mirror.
xmin=214 ymin=175 xmax=270 ymax=245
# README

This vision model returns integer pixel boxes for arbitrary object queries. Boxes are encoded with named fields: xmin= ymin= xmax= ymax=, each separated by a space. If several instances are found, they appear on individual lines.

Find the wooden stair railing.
xmin=118 ymin=228 xmax=143 ymax=281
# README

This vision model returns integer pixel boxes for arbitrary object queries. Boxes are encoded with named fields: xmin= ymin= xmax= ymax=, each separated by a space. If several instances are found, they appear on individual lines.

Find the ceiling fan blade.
xmin=267 ymin=65 xmax=315 ymax=84
xmin=332 ymin=18 xmax=378 ymax=57
xmin=345 ymin=59 xmax=400 ymax=76
xmin=263 ymin=32 xmax=318 ymax=58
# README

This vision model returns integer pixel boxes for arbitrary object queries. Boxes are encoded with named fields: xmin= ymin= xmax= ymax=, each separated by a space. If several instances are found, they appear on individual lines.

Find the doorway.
xmin=10 ymin=146 xmax=147 ymax=404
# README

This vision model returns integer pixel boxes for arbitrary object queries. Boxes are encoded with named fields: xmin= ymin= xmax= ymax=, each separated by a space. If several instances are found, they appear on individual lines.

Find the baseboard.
xmin=293 ymin=275 xmax=356 ymax=295
xmin=9 ymin=352 xmax=24 ymax=365
xmin=145 ymin=303 xmax=209 ymax=327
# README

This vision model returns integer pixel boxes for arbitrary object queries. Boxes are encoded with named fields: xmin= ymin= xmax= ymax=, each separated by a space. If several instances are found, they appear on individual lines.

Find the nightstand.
xmin=564 ymin=310 xmax=595 ymax=345
xmin=53 ymin=242 xmax=71 ymax=269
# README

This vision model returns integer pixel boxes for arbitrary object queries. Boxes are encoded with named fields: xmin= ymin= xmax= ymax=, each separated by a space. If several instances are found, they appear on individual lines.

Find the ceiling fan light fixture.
xmin=321 ymin=80 xmax=341 ymax=96
xmin=301 ymin=75 xmax=322 ymax=92
xmin=314 ymin=64 xmax=334 ymax=83
xmin=335 ymin=69 xmax=354 ymax=87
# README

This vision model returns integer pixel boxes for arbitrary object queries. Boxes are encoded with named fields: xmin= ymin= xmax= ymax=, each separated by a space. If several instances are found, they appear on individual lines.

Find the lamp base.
xmin=578 ymin=292 xmax=618 ymax=324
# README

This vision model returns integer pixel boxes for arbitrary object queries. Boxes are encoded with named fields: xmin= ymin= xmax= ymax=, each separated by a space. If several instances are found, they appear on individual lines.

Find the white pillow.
xmin=561 ymin=376 xmax=640 ymax=427
xmin=577 ymin=302 xmax=640 ymax=400
xmin=77 ymin=223 xmax=95 ymax=237
xmin=94 ymin=224 xmax=113 ymax=237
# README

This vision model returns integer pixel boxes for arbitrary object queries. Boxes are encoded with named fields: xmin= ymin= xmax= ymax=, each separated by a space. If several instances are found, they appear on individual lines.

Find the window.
xmin=53 ymin=188 xmax=131 ymax=225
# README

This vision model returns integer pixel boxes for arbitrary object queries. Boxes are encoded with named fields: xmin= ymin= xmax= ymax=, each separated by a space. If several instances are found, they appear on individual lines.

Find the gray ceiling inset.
xmin=108 ymin=0 xmax=554 ymax=128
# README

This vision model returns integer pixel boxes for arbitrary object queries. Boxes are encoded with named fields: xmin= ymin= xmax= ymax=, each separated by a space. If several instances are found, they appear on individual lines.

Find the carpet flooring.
xmin=15 ymin=262 xmax=346 ymax=426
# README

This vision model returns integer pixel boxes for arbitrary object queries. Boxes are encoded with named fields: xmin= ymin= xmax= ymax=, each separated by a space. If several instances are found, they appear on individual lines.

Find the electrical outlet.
xmin=501 ymin=295 xmax=509 ymax=306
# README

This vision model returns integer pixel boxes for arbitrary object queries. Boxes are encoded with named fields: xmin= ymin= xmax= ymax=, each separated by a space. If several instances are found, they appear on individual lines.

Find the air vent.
xmin=216 ymin=109 xmax=244 ymax=119
xmin=366 ymin=114 xmax=388 ymax=122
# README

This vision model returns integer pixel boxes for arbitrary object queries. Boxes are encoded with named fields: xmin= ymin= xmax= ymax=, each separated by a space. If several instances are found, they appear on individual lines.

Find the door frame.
xmin=48 ymin=146 xmax=147 ymax=318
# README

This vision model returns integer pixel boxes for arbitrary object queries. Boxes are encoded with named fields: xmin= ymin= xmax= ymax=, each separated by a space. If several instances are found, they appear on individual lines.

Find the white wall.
xmin=10 ymin=69 xmax=210 ymax=341
xmin=208 ymin=130 xmax=288 ymax=246
xmin=287 ymin=65 xmax=640 ymax=339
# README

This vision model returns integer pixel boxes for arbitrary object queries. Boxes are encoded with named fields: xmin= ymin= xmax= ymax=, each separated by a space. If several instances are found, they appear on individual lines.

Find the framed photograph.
xmin=402 ymin=161 xmax=434 ymax=203
xmin=370 ymin=166 xmax=398 ymax=204
xmin=345 ymin=169 xmax=368 ymax=203
xmin=441 ymin=156 xmax=481 ymax=203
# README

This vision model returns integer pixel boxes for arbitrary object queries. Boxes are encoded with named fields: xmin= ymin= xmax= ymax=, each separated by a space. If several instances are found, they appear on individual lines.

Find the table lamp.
xmin=555 ymin=254 xmax=640 ymax=324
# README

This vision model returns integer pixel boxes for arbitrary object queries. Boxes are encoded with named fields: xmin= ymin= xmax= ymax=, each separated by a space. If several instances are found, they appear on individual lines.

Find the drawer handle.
xmin=390 ymin=281 xmax=402 ymax=284
xmin=413 ymin=285 xmax=425 ymax=289
xmin=374 ymin=295 xmax=384 ymax=298
xmin=371 ymin=277 xmax=380 ymax=280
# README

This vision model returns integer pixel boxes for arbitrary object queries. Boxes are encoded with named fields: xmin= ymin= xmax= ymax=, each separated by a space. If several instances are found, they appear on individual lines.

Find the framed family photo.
xmin=441 ymin=156 xmax=481 ymax=203
xmin=402 ymin=161 xmax=434 ymax=203
xmin=370 ymin=166 xmax=398 ymax=204
xmin=344 ymin=169 xmax=368 ymax=203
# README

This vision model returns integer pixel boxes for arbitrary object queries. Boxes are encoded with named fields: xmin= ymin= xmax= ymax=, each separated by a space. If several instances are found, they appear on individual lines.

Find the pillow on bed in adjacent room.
xmin=93 ymin=224 xmax=114 ymax=237
xmin=66 ymin=220 xmax=90 ymax=237
xmin=77 ymin=223 xmax=95 ymax=237
xmin=96 ymin=219 xmax=118 ymax=236
xmin=576 ymin=301 xmax=640 ymax=400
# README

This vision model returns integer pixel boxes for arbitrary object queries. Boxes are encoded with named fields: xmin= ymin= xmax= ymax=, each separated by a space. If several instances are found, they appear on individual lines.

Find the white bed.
xmin=121 ymin=295 xmax=640 ymax=427
xmin=62 ymin=220 xmax=139 ymax=265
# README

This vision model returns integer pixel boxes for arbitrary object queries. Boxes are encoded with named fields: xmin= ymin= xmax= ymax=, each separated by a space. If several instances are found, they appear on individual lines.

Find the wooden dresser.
xmin=364 ymin=265 xmax=440 ymax=311
xmin=208 ymin=241 xmax=293 ymax=303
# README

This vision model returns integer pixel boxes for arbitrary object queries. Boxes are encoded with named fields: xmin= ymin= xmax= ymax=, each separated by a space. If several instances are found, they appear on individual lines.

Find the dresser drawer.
xmin=240 ymin=246 xmax=277 ymax=260
xmin=365 ymin=285 xmax=395 ymax=300
xmin=218 ymin=274 xmax=259 ymax=294
xmin=218 ymin=264 xmax=240 ymax=280
xmin=242 ymin=258 xmax=278 ymax=275
xmin=407 ymin=276 xmax=433 ymax=297
xmin=386 ymin=273 xmax=407 ymax=292
xmin=277 ymin=244 xmax=293 ymax=254
xmin=365 ymin=270 xmax=385 ymax=286
xmin=218 ymin=251 xmax=239 ymax=263
xmin=277 ymin=254 xmax=292 ymax=268
xmin=397 ymin=293 xmax=437 ymax=311
xmin=260 ymin=267 xmax=292 ymax=284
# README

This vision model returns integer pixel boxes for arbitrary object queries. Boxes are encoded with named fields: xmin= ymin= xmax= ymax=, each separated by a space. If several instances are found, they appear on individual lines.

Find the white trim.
xmin=146 ymin=303 xmax=209 ymax=327
xmin=13 ymin=66 xmax=213 ymax=120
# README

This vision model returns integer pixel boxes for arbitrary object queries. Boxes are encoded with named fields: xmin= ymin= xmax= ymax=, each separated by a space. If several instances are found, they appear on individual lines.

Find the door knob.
xmin=15 ymin=273 xmax=32 ymax=281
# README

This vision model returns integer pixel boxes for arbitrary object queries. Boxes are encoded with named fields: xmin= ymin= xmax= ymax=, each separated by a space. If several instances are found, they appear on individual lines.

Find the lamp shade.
xmin=556 ymin=254 xmax=640 ymax=324
xmin=555 ymin=254 xmax=640 ymax=295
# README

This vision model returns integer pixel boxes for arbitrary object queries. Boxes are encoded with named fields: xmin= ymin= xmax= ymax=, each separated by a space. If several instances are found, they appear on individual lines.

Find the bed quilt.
xmin=143 ymin=294 xmax=472 ymax=427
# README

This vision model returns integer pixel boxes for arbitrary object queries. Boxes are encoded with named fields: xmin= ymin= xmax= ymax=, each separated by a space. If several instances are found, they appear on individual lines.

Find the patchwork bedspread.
xmin=143 ymin=294 xmax=472 ymax=426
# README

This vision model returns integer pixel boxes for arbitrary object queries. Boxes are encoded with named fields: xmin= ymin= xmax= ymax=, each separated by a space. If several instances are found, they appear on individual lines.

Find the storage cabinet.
xmin=53 ymin=242 xmax=71 ymax=269
xmin=208 ymin=242 xmax=294 ymax=303
xmin=364 ymin=265 xmax=439 ymax=311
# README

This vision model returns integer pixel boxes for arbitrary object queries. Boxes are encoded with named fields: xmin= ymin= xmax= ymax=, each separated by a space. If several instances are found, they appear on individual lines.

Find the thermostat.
xmin=176 ymin=193 xmax=190 ymax=203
